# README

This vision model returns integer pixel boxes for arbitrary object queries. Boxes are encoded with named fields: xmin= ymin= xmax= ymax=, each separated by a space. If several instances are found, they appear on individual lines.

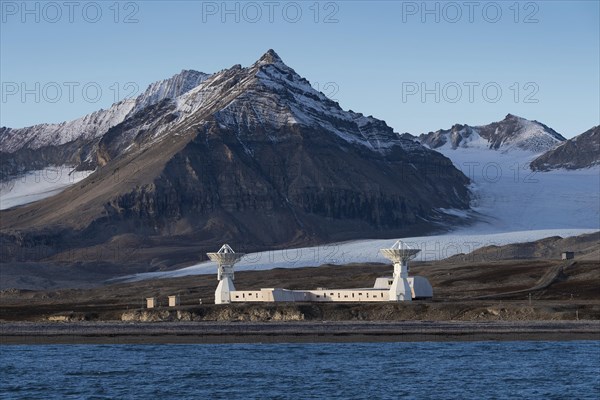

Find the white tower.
xmin=380 ymin=240 xmax=420 ymax=302
xmin=207 ymin=244 xmax=245 ymax=304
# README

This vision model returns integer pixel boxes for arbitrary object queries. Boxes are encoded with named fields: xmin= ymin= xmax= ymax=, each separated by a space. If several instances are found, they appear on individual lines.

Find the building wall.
xmin=411 ymin=277 xmax=434 ymax=299
xmin=230 ymin=289 xmax=390 ymax=303
xmin=227 ymin=276 xmax=433 ymax=303
xmin=373 ymin=276 xmax=434 ymax=299
xmin=304 ymin=289 xmax=389 ymax=302
xmin=231 ymin=291 xmax=266 ymax=302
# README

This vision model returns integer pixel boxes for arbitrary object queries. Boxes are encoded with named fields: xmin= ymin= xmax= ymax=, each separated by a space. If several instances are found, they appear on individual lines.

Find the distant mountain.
xmin=419 ymin=114 xmax=566 ymax=153
xmin=530 ymin=126 xmax=600 ymax=171
xmin=416 ymin=115 xmax=598 ymax=234
xmin=0 ymin=50 xmax=470 ymax=274
xmin=0 ymin=70 xmax=210 ymax=179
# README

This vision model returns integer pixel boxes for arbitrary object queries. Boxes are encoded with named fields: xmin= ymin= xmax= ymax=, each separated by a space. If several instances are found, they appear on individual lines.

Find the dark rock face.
xmin=103 ymin=120 xmax=468 ymax=246
xmin=419 ymin=124 xmax=477 ymax=149
xmin=530 ymin=126 xmax=600 ymax=171
xmin=96 ymin=100 xmax=180 ymax=167
xmin=0 ymin=50 xmax=471 ymax=271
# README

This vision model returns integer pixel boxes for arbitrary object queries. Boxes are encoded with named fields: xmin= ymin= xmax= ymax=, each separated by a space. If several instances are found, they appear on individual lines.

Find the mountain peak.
xmin=255 ymin=49 xmax=284 ymax=66
xmin=419 ymin=115 xmax=565 ymax=153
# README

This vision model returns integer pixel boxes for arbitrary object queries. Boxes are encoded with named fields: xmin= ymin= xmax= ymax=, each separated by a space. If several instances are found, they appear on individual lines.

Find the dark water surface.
xmin=1 ymin=341 xmax=599 ymax=399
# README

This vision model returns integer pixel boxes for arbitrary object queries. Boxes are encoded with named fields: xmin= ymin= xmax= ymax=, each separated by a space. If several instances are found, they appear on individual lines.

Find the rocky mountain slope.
xmin=530 ymin=126 xmax=600 ymax=171
xmin=0 ymin=50 xmax=470 ymax=275
xmin=447 ymin=231 xmax=599 ymax=263
xmin=418 ymin=114 xmax=566 ymax=153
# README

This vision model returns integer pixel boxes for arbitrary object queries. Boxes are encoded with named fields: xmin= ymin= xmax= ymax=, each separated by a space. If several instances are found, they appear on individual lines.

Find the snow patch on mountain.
xmin=131 ymin=70 xmax=210 ymax=114
xmin=0 ymin=166 xmax=93 ymax=210
xmin=498 ymin=116 xmax=565 ymax=152
xmin=432 ymin=127 xmax=489 ymax=151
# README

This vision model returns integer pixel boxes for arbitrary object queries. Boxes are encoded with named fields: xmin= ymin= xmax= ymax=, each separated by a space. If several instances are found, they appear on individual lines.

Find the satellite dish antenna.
xmin=207 ymin=244 xmax=245 ymax=304
xmin=380 ymin=240 xmax=420 ymax=265
xmin=380 ymin=240 xmax=421 ymax=302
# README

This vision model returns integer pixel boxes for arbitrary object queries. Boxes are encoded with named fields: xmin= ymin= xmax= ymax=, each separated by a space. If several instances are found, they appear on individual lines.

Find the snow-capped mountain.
xmin=0 ymin=69 xmax=209 ymax=153
xmin=149 ymin=50 xmax=417 ymax=154
xmin=1 ymin=52 xmax=420 ymax=181
xmin=531 ymin=126 xmax=600 ymax=171
xmin=0 ymin=50 xmax=470 ymax=273
xmin=85 ymin=50 xmax=430 ymax=170
xmin=0 ymin=69 xmax=210 ymax=179
xmin=419 ymin=114 xmax=566 ymax=153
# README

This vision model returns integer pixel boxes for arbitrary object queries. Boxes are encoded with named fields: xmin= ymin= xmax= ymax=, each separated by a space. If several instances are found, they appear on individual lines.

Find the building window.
xmin=316 ymin=295 xmax=320 ymax=298
xmin=235 ymin=295 xmax=239 ymax=298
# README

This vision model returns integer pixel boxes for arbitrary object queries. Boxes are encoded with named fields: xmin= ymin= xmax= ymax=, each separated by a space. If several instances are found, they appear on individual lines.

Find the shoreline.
xmin=2 ymin=320 xmax=599 ymax=344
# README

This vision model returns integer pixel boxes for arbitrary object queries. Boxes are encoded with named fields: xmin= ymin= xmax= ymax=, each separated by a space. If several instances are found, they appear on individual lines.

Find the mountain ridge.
xmin=418 ymin=114 xmax=566 ymax=154
xmin=0 ymin=69 xmax=211 ymax=179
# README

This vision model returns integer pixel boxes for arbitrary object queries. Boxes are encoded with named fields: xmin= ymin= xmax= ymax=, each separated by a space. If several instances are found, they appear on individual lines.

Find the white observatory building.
xmin=208 ymin=241 xmax=433 ymax=304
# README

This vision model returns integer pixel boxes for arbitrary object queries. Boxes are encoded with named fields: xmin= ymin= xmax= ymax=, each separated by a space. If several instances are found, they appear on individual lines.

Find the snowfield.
xmin=0 ymin=167 xmax=93 ymax=210
xmin=435 ymin=137 xmax=600 ymax=232
xmin=121 ymin=228 xmax=597 ymax=282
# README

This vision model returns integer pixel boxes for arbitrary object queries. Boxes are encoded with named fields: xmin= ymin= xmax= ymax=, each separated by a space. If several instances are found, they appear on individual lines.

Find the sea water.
xmin=1 ymin=341 xmax=599 ymax=399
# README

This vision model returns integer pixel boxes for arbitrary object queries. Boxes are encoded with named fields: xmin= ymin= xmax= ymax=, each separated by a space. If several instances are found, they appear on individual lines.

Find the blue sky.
xmin=1 ymin=0 xmax=598 ymax=138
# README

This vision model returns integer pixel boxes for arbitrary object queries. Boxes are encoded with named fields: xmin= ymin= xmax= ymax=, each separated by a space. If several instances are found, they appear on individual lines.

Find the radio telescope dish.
xmin=207 ymin=244 xmax=245 ymax=266
xmin=380 ymin=240 xmax=420 ymax=264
